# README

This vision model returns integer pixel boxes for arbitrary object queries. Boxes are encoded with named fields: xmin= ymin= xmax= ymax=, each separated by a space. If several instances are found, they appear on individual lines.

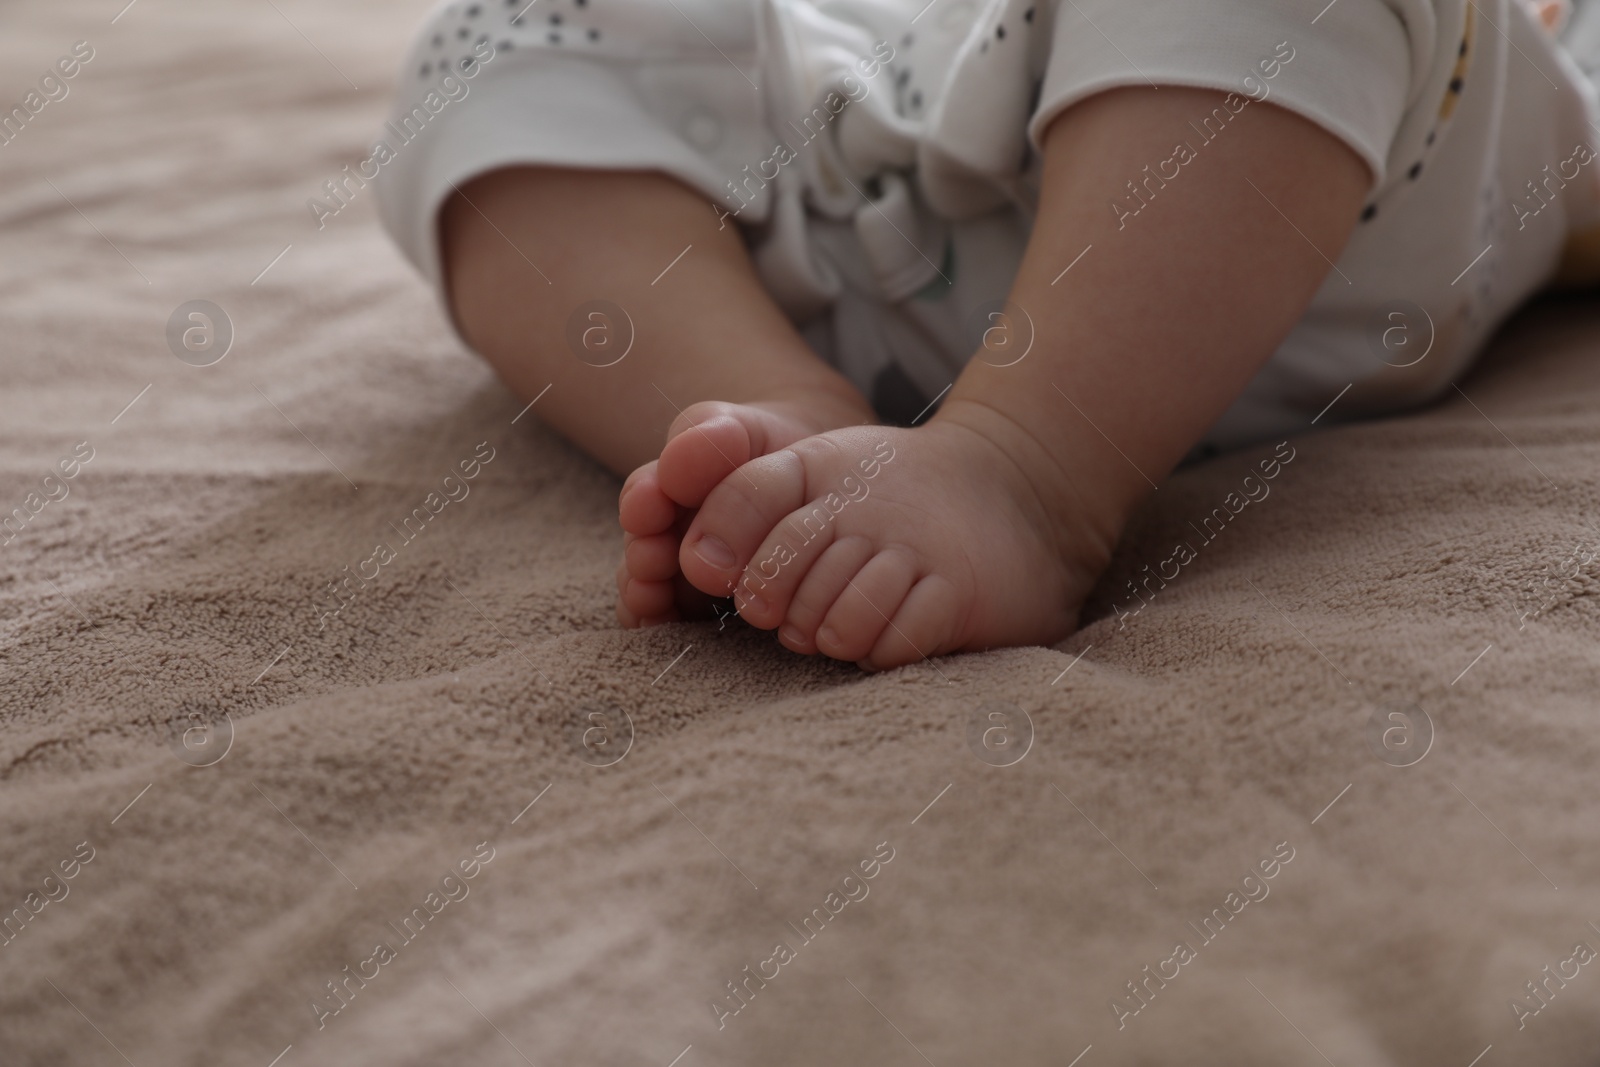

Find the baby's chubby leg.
xmin=679 ymin=87 xmax=1372 ymax=668
xmin=441 ymin=167 xmax=874 ymax=625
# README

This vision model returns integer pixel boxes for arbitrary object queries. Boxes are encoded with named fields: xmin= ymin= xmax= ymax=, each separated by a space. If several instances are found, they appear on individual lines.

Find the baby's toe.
xmin=621 ymin=575 xmax=676 ymax=619
xmin=616 ymin=564 xmax=640 ymax=629
xmin=657 ymin=399 xmax=828 ymax=508
xmin=776 ymin=535 xmax=875 ymax=654
xmin=861 ymin=575 xmax=960 ymax=671
xmin=680 ymin=450 xmax=807 ymax=599
xmin=656 ymin=402 xmax=763 ymax=509
xmin=620 ymin=461 xmax=678 ymax=536
xmin=624 ymin=532 xmax=680 ymax=583
xmin=729 ymin=504 xmax=849 ymax=629
xmin=816 ymin=549 xmax=917 ymax=663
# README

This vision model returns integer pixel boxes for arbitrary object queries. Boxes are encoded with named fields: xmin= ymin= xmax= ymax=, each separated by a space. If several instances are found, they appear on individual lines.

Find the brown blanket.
xmin=3 ymin=2 xmax=1598 ymax=1064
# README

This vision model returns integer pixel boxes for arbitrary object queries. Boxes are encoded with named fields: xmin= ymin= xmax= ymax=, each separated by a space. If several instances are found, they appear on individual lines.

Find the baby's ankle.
xmin=927 ymin=398 xmax=1125 ymax=586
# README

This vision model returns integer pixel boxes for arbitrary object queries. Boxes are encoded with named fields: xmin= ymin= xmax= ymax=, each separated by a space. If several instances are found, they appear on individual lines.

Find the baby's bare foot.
xmin=675 ymin=417 xmax=1118 ymax=669
xmin=616 ymin=396 xmax=871 ymax=627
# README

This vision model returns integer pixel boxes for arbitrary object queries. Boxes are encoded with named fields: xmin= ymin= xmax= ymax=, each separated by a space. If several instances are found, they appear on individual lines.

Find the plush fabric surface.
xmin=3 ymin=2 xmax=1599 ymax=1065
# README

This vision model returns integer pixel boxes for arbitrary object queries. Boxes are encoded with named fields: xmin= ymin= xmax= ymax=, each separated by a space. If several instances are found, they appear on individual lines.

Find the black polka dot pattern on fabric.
xmin=490 ymin=0 xmax=604 ymax=48
xmin=408 ymin=0 xmax=614 ymax=76
xmin=1361 ymin=20 xmax=1470 ymax=218
xmin=893 ymin=21 xmax=935 ymax=119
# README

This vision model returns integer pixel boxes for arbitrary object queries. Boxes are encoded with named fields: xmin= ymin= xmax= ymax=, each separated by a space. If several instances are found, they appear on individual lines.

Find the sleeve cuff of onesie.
xmin=374 ymin=54 xmax=737 ymax=291
xmin=1028 ymin=0 xmax=1414 ymax=192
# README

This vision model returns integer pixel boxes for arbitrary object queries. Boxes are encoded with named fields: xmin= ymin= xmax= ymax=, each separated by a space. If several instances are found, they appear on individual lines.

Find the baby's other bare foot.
xmin=616 ymin=395 xmax=871 ymax=627
xmin=675 ymin=418 xmax=1117 ymax=669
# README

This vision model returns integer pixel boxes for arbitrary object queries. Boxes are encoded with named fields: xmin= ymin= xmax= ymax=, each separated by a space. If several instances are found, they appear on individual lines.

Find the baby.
xmin=375 ymin=0 xmax=1600 ymax=669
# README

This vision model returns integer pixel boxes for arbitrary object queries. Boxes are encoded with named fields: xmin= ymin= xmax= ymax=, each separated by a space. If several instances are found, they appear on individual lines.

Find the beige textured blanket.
xmin=3 ymin=2 xmax=1599 ymax=1064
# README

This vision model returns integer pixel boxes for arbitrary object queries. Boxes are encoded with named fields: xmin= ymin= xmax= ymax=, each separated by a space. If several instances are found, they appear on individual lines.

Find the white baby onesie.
xmin=374 ymin=0 xmax=1600 ymax=448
